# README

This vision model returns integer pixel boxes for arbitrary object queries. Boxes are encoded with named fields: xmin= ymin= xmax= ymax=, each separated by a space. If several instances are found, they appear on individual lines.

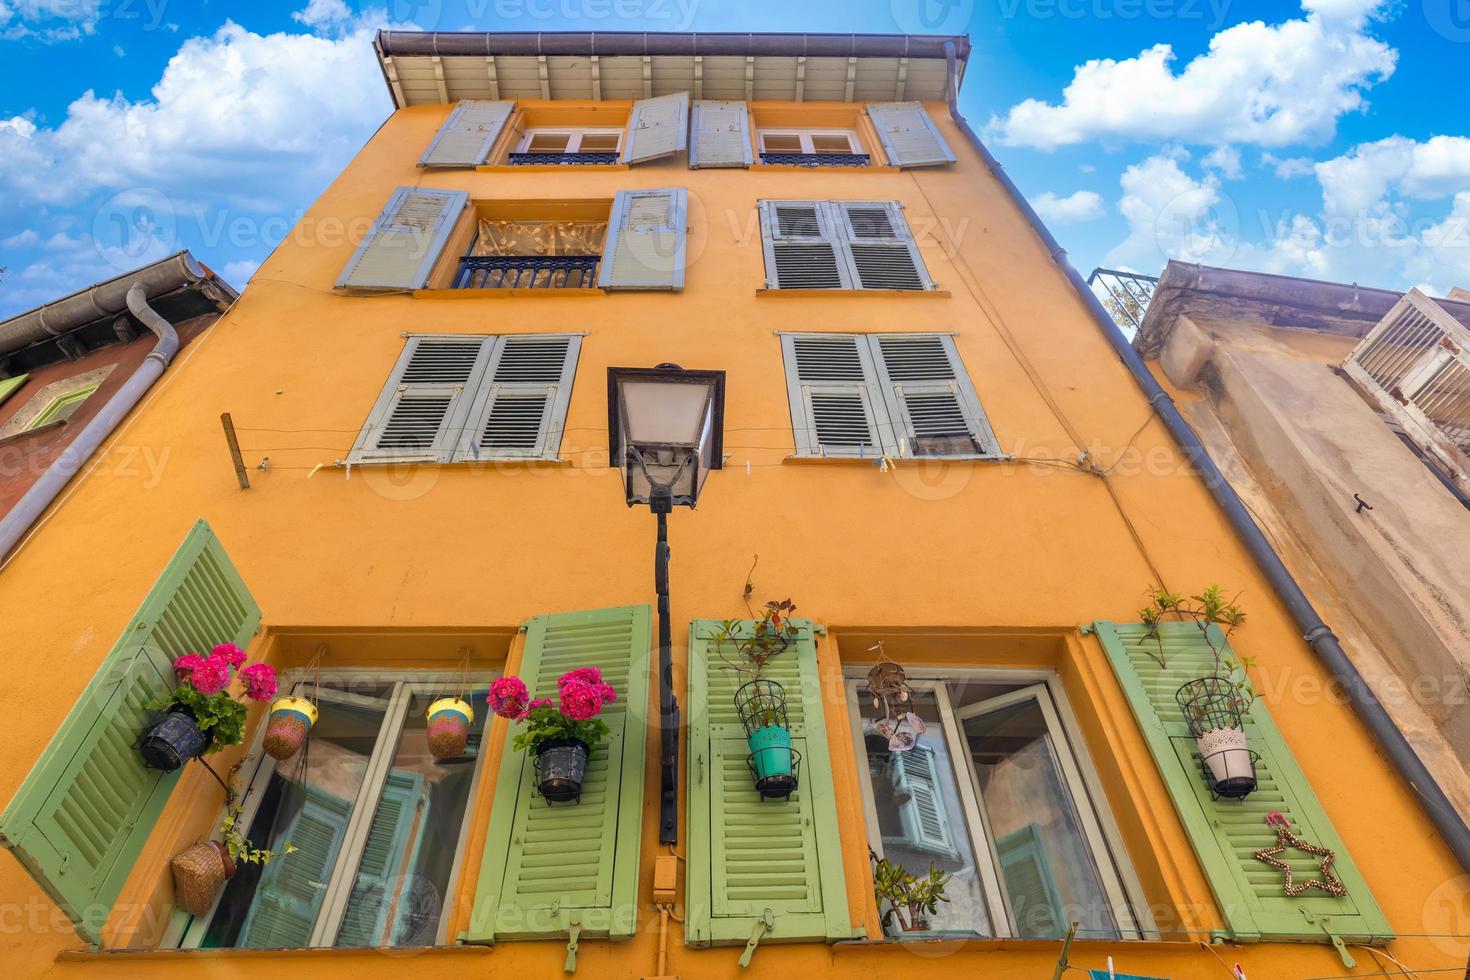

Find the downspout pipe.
xmin=0 ymin=283 xmax=179 ymax=560
xmin=941 ymin=41 xmax=1470 ymax=874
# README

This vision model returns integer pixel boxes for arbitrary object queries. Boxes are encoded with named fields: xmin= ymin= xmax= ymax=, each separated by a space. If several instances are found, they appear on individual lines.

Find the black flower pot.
xmin=140 ymin=708 xmax=207 ymax=772
xmin=535 ymin=737 xmax=590 ymax=804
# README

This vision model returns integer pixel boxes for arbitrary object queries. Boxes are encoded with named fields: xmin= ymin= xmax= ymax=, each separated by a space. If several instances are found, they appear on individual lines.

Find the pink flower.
xmin=558 ymin=679 xmax=604 ymax=721
xmin=559 ymin=666 xmax=603 ymax=689
xmin=595 ymin=683 xmax=617 ymax=705
xmin=488 ymin=676 xmax=530 ymax=720
xmin=213 ymin=643 xmax=248 ymax=667
xmin=527 ymin=698 xmax=554 ymax=712
xmin=173 ymin=653 xmax=205 ymax=677
xmin=240 ymin=663 xmax=277 ymax=702
xmin=189 ymin=655 xmax=231 ymax=696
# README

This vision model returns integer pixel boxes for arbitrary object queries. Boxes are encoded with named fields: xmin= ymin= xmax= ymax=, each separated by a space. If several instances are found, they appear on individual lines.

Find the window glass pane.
xmin=527 ymin=133 xmax=570 ymax=153
xmin=857 ymin=688 xmax=992 ymax=936
xmin=962 ymin=697 xmax=1120 ymax=940
xmin=335 ymin=689 xmax=489 ymax=947
xmin=202 ymin=683 xmax=394 ymax=948
xmin=761 ymin=133 xmax=802 ymax=153
xmin=578 ymin=133 xmax=619 ymax=152
xmin=811 ymin=134 xmax=855 ymax=155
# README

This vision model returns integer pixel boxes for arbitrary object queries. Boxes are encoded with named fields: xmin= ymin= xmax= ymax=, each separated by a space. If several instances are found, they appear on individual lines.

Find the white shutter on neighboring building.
xmin=780 ymin=333 xmax=894 ymax=458
xmin=455 ymin=334 xmax=581 ymax=461
xmin=336 ymin=187 xmax=468 ymax=291
xmin=349 ymin=336 xmax=495 ymax=464
xmin=688 ymin=100 xmax=751 ymax=169
xmin=831 ymin=201 xmax=933 ymax=291
xmin=866 ymin=102 xmax=957 ymax=168
xmin=868 ymin=334 xmax=1000 ymax=458
xmin=419 ymin=100 xmax=515 ymax=168
xmin=598 ymin=188 xmax=687 ymax=291
xmin=621 ymin=91 xmax=690 ymax=164
xmin=758 ymin=201 xmax=853 ymax=290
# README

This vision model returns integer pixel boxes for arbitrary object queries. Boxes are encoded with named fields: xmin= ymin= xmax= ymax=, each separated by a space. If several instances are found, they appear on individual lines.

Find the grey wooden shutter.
xmin=888 ymin=746 xmax=957 ymax=859
xmin=419 ymin=100 xmax=515 ymax=167
xmin=348 ymin=335 xmax=495 ymax=464
xmin=868 ymin=334 xmax=1000 ymax=458
xmin=455 ymin=334 xmax=581 ymax=461
xmin=688 ymin=100 xmax=751 ymax=169
xmin=866 ymin=102 xmax=957 ymax=168
xmin=780 ymin=333 xmax=895 ymax=458
xmin=620 ymin=91 xmax=690 ymax=164
xmin=759 ymin=201 xmax=853 ymax=290
xmin=831 ymin=201 xmax=932 ymax=291
xmin=598 ymin=188 xmax=687 ymax=290
xmin=336 ymin=187 xmax=468 ymax=291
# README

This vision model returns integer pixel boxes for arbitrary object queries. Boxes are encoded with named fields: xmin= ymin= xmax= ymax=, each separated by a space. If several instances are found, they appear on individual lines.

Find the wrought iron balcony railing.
xmin=454 ymin=255 xmax=602 ymax=290
xmin=508 ymin=152 xmax=620 ymax=166
xmin=759 ymin=153 xmax=870 ymax=167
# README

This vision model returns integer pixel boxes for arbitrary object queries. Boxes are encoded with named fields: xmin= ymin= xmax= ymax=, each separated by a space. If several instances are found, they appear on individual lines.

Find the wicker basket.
xmin=171 ymin=841 xmax=234 ymax=916
xmin=426 ymin=697 xmax=474 ymax=760
xmin=263 ymin=696 xmax=318 ymax=761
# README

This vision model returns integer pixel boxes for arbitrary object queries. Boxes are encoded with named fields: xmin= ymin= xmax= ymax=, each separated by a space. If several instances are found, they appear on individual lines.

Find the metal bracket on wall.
xmin=564 ymin=920 xmax=581 ymax=973
xmin=738 ymin=909 xmax=775 ymax=968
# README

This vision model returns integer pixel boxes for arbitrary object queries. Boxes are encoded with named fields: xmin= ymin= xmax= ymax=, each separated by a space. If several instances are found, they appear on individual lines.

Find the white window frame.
xmin=177 ymin=669 xmax=496 ymax=950
xmin=516 ymin=127 xmax=624 ymax=154
xmin=844 ymin=666 xmax=1152 ymax=940
xmin=757 ymin=128 xmax=864 ymax=156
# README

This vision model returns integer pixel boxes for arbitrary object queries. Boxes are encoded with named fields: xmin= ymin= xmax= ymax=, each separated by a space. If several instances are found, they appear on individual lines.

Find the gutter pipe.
xmin=0 ymin=283 xmax=179 ymax=560
xmin=940 ymin=40 xmax=1470 ymax=874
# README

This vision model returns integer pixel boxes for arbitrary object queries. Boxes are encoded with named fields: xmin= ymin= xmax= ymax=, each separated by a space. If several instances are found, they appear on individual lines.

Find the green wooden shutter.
xmin=686 ymin=619 xmax=856 ymax=951
xmin=996 ymin=824 xmax=1066 ymax=939
xmin=889 ymin=745 xmax=957 ymax=860
xmin=464 ymin=605 xmax=651 ymax=949
xmin=1092 ymin=621 xmax=1393 ymax=945
xmin=0 ymin=373 xmax=29 ymax=408
xmin=0 ymin=519 xmax=259 ymax=943
xmin=239 ymin=788 xmax=352 ymax=948
xmin=337 ymin=770 xmax=425 ymax=947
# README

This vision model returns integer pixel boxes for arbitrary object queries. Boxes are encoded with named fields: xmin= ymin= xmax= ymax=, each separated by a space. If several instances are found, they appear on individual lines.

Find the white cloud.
xmin=1 ymin=228 xmax=38 ymax=248
xmin=1203 ymin=145 xmax=1244 ymax=180
xmin=1033 ymin=190 xmax=1106 ymax=224
xmin=293 ymin=0 xmax=353 ymax=30
xmin=220 ymin=258 xmax=260 ymax=289
xmin=1104 ymin=154 xmax=1236 ymax=273
xmin=1261 ymin=152 xmax=1318 ymax=179
xmin=1 ymin=0 xmax=104 ymax=40
xmin=989 ymin=0 xmax=1396 ymax=150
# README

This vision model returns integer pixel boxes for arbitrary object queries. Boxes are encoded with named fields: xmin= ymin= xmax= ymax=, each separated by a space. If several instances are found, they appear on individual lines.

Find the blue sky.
xmin=0 ymin=0 xmax=1467 ymax=317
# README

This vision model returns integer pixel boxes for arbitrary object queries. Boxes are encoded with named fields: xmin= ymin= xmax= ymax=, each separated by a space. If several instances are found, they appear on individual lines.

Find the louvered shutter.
xmin=780 ymin=333 xmax=894 ymax=458
xmin=464 ymin=605 xmax=651 ymax=945
xmin=349 ymin=336 xmax=495 ymax=464
xmin=868 ymin=334 xmax=1000 ymax=458
xmin=239 ymin=789 xmax=352 ymax=948
xmin=686 ymin=619 xmax=854 ymax=949
xmin=336 ymin=771 xmax=424 ymax=947
xmin=1092 ymin=621 xmax=1393 ymax=944
xmin=759 ymin=201 xmax=853 ymax=290
xmin=688 ymin=100 xmax=751 ymax=169
xmin=336 ymin=187 xmax=468 ymax=291
xmin=0 ymin=520 xmax=258 ymax=942
xmin=865 ymin=102 xmax=957 ymax=168
xmin=455 ymin=335 xmax=581 ymax=461
xmin=419 ymin=100 xmax=514 ymax=168
xmin=888 ymin=746 xmax=957 ymax=859
xmin=996 ymin=825 xmax=1066 ymax=939
xmin=620 ymin=91 xmax=690 ymax=164
xmin=831 ymin=201 xmax=932 ymax=291
xmin=598 ymin=189 xmax=687 ymax=291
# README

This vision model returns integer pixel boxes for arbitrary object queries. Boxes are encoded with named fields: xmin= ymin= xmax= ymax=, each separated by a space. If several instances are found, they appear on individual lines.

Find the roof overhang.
xmin=374 ymin=30 xmax=968 ymax=107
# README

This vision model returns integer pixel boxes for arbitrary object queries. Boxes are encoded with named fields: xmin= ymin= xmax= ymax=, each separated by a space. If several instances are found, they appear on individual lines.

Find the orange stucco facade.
xmin=0 ymin=84 xmax=1467 ymax=980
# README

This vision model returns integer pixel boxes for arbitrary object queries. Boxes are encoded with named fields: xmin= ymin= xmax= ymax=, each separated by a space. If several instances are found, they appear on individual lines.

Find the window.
xmin=26 ymin=382 xmax=98 ymax=430
xmin=517 ymin=128 xmax=623 ymax=156
xmin=348 ymin=333 xmax=581 ymax=465
xmin=847 ymin=672 xmax=1141 ymax=939
xmin=759 ymin=200 xmax=934 ymax=291
xmin=780 ymin=332 xmax=1001 ymax=459
xmin=757 ymin=129 xmax=868 ymax=166
xmin=183 ymin=675 xmax=490 ymax=949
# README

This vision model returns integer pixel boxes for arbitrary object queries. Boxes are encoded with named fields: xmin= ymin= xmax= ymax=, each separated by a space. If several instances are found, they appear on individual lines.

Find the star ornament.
xmin=1252 ymin=811 xmax=1348 ymax=898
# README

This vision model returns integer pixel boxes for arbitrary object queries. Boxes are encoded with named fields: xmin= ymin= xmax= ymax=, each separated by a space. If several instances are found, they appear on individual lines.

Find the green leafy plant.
xmin=1139 ymin=583 xmax=1256 ymax=719
xmin=145 ymin=644 xmax=278 ymax=755
xmin=219 ymin=799 xmax=296 ymax=866
xmin=872 ymin=852 xmax=951 ymax=932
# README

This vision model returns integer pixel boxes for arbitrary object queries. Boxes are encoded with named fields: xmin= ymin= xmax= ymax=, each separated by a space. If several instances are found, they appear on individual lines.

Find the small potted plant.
xmin=142 ymin=644 xmax=278 ymax=772
xmin=172 ymin=792 xmax=296 ymax=916
xmin=488 ymin=669 xmax=616 ymax=804
xmin=707 ymin=597 xmax=800 ymax=799
xmin=872 ymin=851 xmax=951 ymax=934
xmin=1140 ymin=584 xmax=1259 ymax=798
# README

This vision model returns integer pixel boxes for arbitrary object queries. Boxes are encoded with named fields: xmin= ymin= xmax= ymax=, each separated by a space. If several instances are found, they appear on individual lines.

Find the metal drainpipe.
xmin=0 ymin=282 xmax=179 ymax=561
xmin=941 ymin=41 xmax=1470 ymax=873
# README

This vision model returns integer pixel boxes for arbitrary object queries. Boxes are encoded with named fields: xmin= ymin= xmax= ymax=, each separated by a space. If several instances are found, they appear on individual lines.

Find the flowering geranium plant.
xmin=489 ymin=667 xmax=617 ymax=754
xmin=146 ymin=643 xmax=278 ymax=754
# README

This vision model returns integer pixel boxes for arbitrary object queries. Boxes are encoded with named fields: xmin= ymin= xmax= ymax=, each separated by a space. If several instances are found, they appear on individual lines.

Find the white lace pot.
xmin=1196 ymin=726 xmax=1257 ymax=798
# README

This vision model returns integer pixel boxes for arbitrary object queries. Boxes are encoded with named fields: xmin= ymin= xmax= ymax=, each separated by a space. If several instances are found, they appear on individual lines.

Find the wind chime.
xmin=866 ymin=642 xmax=925 ymax=752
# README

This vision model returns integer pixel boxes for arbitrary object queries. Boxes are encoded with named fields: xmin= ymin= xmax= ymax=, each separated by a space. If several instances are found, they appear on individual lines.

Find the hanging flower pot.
xmin=535 ymin=737 xmax=590 ymax=803
xmin=262 ymin=695 xmax=319 ymax=761
xmin=735 ymin=680 xmax=800 ymax=799
xmin=1177 ymin=676 xmax=1257 ymax=799
xmin=171 ymin=840 xmax=236 ymax=916
xmin=426 ymin=697 xmax=474 ymax=760
xmin=140 ymin=708 xmax=208 ymax=772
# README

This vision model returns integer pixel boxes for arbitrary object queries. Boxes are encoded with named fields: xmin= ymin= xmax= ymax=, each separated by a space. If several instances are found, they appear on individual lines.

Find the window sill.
xmin=783 ymin=452 xmax=1010 ymax=464
xmin=59 ymin=944 xmax=493 ymax=963
xmin=749 ymin=163 xmax=899 ymax=174
xmin=0 ymin=417 xmax=67 ymax=447
xmin=414 ymin=288 xmax=603 ymax=300
xmin=756 ymin=288 xmax=951 ymax=298
xmin=476 ymin=163 xmax=630 ymax=172
xmin=832 ymin=935 xmax=1200 ymax=953
xmin=342 ymin=456 xmax=573 ymax=468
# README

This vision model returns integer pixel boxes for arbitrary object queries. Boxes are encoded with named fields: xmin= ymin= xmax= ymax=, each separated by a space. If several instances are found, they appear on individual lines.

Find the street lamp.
xmin=607 ymin=364 xmax=725 ymax=845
